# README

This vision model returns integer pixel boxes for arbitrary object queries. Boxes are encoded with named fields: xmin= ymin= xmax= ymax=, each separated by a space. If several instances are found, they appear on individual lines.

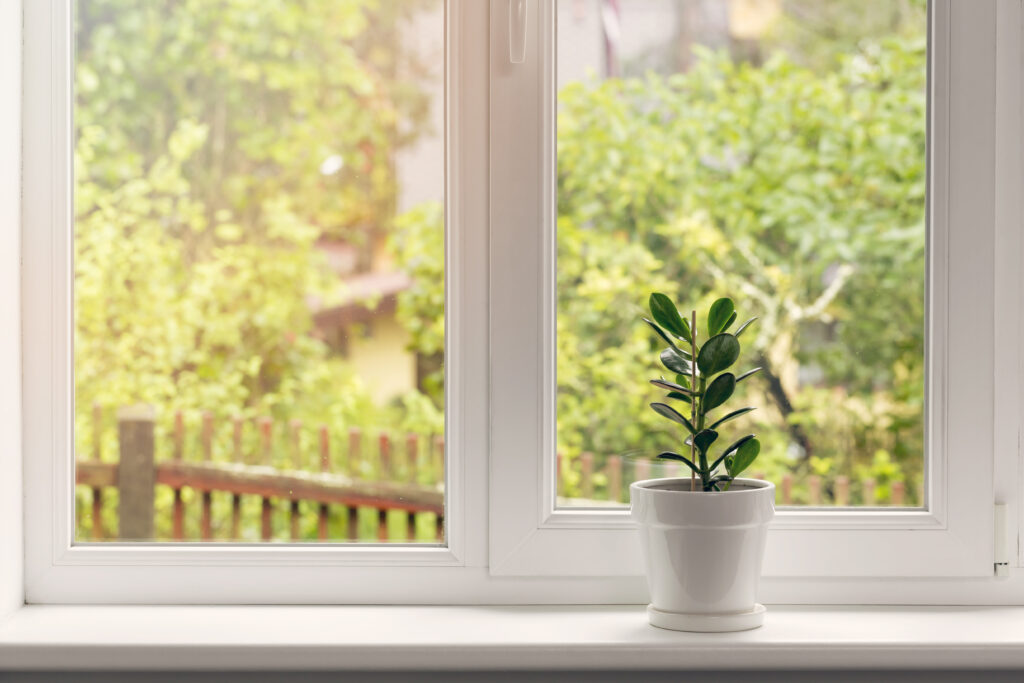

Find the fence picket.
xmin=231 ymin=416 xmax=243 ymax=539
xmin=261 ymin=498 xmax=273 ymax=541
xmin=607 ymin=455 xmax=622 ymax=503
xmin=289 ymin=418 xmax=303 ymax=470
xmin=172 ymin=410 xmax=184 ymax=540
xmin=835 ymin=475 xmax=850 ymax=507
xmin=580 ymin=452 xmax=594 ymax=499
xmin=259 ymin=417 xmax=273 ymax=540
xmin=318 ymin=425 xmax=330 ymax=541
xmin=200 ymin=411 xmax=213 ymax=541
xmin=348 ymin=428 xmax=362 ymax=479
xmin=406 ymin=433 xmax=419 ymax=484
xmin=379 ymin=433 xmax=392 ymax=480
xmin=891 ymin=480 xmax=905 ymax=506
xmin=433 ymin=435 xmax=444 ymax=486
xmin=91 ymin=488 xmax=104 ymax=540
xmin=347 ymin=506 xmax=359 ymax=542
xmin=863 ymin=478 xmax=877 ymax=506
xmin=808 ymin=475 xmax=821 ymax=505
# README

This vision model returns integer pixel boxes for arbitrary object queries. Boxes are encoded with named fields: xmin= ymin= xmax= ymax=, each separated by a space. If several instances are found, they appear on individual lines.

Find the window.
xmin=490 ymin=0 xmax=1014 ymax=587
xmin=554 ymin=1 xmax=927 ymax=511
xmin=17 ymin=0 xmax=1022 ymax=604
xmin=71 ymin=0 xmax=446 ymax=545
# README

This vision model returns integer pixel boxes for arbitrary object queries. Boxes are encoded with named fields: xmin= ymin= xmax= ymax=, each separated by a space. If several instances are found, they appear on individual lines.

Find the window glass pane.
xmin=556 ymin=0 xmax=927 ymax=507
xmin=73 ymin=0 xmax=446 ymax=542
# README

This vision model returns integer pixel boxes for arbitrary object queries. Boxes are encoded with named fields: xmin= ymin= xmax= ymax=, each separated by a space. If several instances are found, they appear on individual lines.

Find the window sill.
xmin=2 ymin=604 xmax=1024 ymax=671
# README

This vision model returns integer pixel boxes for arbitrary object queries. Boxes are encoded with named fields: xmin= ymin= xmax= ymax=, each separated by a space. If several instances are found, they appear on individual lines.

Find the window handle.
xmin=509 ymin=0 xmax=527 ymax=64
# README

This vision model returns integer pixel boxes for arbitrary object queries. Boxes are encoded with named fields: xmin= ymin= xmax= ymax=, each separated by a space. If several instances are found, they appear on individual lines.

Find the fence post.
xmin=117 ymin=405 xmax=156 ymax=541
xmin=780 ymin=474 xmax=793 ymax=505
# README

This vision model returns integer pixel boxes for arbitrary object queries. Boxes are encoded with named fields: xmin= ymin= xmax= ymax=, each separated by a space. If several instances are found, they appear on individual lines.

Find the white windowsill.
xmin=2 ymin=604 xmax=1024 ymax=671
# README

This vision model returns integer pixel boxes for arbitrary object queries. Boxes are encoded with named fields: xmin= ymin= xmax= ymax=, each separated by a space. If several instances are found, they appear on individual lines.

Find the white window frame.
xmin=9 ymin=0 xmax=1024 ymax=607
xmin=22 ymin=0 xmax=479 ymax=604
xmin=489 ymin=0 xmax=1024 ymax=600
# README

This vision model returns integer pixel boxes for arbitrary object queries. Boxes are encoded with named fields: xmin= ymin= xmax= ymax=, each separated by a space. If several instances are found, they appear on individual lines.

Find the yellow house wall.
xmin=349 ymin=314 xmax=417 ymax=403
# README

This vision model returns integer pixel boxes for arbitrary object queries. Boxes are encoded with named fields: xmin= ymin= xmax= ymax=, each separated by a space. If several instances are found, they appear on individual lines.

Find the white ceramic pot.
xmin=630 ymin=477 xmax=775 ymax=632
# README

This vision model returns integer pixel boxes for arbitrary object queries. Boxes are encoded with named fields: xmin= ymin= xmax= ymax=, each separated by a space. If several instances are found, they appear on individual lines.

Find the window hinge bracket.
xmin=995 ymin=502 xmax=1010 ymax=577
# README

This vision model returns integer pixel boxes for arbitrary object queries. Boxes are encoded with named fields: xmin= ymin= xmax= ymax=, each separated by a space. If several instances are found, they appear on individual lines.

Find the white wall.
xmin=0 ymin=0 xmax=24 ymax=618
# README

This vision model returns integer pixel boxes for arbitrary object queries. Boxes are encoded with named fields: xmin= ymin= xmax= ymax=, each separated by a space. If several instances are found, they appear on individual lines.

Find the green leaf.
xmin=734 ymin=317 xmax=758 ymax=338
xmin=722 ymin=311 xmax=737 ymax=333
xmin=649 ymin=293 xmax=691 ymax=342
xmin=736 ymin=367 xmax=762 ymax=383
xmin=656 ymin=451 xmax=699 ymax=474
xmin=650 ymin=402 xmax=696 ymax=435
xmin=713 ymin=434 xmax=757 ymax=473
xmin=707 ymin=298 xmax=735 ymax=337
xmin=725 ymin=438 xmax=761 ymax=478
xmin=643 ymin=318 xmax=686 ymax=356
xmin=702 ymin=372 xmax=736 ymax=411
xmin=697 ymin=333 xmax=740 ymax=376
xmin=708 ymin=406 xmax=755 ymax=430
xmin=674 ymin=374 xmax=691 ymax=388
xmin=693 ymin=428 xmax=718 ymax=454
xmin=667 ymin=391 xmax=692 ymax=403
xmin=660 ymin=348 xmax=692 ymax=375
xmin=650 ymin=378 xmax=695 ymax=395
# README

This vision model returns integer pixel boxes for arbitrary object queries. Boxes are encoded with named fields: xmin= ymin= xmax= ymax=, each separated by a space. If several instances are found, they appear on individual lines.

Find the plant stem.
xmin=690 ymin=309 xmax=697 ymax=492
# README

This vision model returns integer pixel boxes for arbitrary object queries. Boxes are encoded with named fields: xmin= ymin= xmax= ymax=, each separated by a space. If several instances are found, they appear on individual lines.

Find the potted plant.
xmin=630 ymin=293 xmax=775 ymax=632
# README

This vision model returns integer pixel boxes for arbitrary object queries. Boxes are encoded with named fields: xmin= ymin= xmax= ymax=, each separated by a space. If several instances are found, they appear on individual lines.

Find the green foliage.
xmin=390 ymin=201 xmax=446 ymax=405
xmin=555 ymin=34 xmax=926 ymax=496
xmin=73 ymin=1 xmax=444 ymax=497
xmin=648 ymin=295 xmax=761 ymax=491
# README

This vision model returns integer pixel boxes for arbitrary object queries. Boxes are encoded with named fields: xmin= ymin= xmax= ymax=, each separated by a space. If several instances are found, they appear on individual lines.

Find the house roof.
xmin=311 ymin=270 xmax=413 ymax=329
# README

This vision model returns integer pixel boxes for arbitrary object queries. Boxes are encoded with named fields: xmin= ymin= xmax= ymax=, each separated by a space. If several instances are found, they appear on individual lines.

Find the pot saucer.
xmin=646 ymin=603 xmax=766 ymax=632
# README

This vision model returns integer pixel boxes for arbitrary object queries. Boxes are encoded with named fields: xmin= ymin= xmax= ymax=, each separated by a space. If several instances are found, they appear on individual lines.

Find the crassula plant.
xmin=644 ymin=293 xmax=762 ymax=491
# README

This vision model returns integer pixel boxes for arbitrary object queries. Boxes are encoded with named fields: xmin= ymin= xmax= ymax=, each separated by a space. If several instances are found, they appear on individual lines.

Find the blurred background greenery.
xmin=555 ymin=0 xmax=926 ymax=506
xmin=74 ymin=0 xmax=927 ymax=541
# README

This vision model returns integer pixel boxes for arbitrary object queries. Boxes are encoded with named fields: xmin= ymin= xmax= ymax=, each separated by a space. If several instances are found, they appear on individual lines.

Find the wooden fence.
xmin=557 ymin=452 xmax=916 ymax=507
xmin=76 ymin=406 xmax=917 ymax=542
xmin=76 ymin=405 xmax=445 ymax=542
